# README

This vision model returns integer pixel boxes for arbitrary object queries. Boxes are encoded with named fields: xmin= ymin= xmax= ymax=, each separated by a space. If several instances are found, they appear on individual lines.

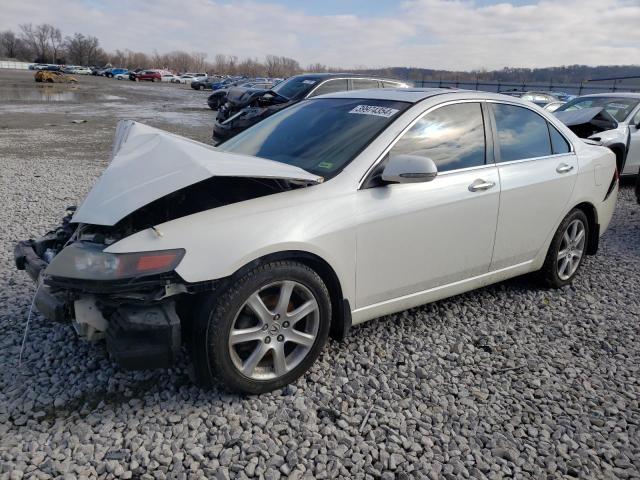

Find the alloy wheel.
xmin=228 ymin=280 xmax=320 ymax=380
xmin=557 ymin=218 xmax=586 ymax=280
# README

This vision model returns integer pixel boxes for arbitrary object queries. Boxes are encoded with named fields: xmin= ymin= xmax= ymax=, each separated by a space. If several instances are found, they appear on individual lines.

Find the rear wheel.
xmin=191 ymin=261 xmax=331 ymax=393
xmin=540 ymin=209 xmax=589 ymax=288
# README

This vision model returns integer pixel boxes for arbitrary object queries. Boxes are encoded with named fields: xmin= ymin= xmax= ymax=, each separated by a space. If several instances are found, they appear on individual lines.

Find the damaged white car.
xmin=16 ymin=89 xmax=619 ymax=393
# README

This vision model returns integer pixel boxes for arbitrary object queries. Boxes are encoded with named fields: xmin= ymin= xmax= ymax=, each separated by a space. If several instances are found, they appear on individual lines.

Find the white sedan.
xmin=161 ymin=73 xmax=180 ymax=82
xmin=15 ymin=89 xmax=618 ymax=393
xmin=172 ymin=73 xmax=207 ymax=84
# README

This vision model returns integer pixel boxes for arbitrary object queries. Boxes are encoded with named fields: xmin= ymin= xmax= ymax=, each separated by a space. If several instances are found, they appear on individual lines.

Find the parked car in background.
xmin=221 ymin=81 xmax=280 ymax=111
xmin=207 ymin=80 xmax=272 ymax=109
xmin=543 ymin=101 xmax=566 ymax=112
xmin=161 ymin=73 xmax=180 ymax=82
xmin=15 ymin=89 xmax=618 ymax=393
xmin=73 ymin=67 xmax=93 ymax=75
xmin=93 ymin=67 xmax=110 ymax=76
xmin=127 ymin=69 xmax=143 ymax=81
xmin=521 ymin=91 xmax=561 ymax=107
xmin=555 ymin=93 xmax=640 ymax=176
xmin=550 ymin=92 xmax=576 ymax=102
xmin=34 ymin=71 xmax=78 ymax=83
xmin=191 ymin=77 xmax=220 ymax=90
xmin=106 ymin=68 xmax=128 ymax=78
xmin=211 ymin=77 xmax=244 ymax=90
xmin=173 ymin=73 xmax=208 ymax=84
xmin=213 ymin=73 xmax=408 ymax=142
xmin=133 ymin=70 xmax=162 ymax=82
xmin=114 ymin=72 xmax=130 ymax=80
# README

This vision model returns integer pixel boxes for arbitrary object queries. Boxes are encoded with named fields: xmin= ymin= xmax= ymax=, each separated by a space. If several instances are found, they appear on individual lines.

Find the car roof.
xmin=294 ymin=73 xmax=406 ymax=82
xmin=315 ymin=88 xmax=543 ymax=104
xmin=576 ymin=92 xmax=640 ymax=99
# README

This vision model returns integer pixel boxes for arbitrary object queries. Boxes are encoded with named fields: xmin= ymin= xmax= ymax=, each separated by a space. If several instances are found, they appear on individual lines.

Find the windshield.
xmin=556 ymin=96 xmax=640 ymax=122
xmin=217 ymin=98 xmax=410 ymax=178
xmin=271 ymin=77 xmax=320 ymax=100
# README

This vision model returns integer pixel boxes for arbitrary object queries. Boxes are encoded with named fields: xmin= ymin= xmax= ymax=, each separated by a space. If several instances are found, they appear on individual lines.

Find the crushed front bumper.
xmin=15 ymin=239 xmax=184 ymax=370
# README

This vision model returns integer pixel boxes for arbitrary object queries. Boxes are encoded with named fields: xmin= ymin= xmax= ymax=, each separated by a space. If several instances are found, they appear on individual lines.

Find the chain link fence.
xmin=413 ymin=76 xmax=640 ymax=95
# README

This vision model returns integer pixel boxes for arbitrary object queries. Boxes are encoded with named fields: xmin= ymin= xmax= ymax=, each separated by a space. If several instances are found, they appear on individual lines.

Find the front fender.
xmin=104 ymin=186 xmax=358 ymax=304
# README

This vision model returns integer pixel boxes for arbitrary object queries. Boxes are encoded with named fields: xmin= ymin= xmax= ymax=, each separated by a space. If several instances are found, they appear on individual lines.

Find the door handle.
xmin=556 ymin=163 xmax=574 ymax=174
xmin=468 ymin=179 xmax=496 ymax=192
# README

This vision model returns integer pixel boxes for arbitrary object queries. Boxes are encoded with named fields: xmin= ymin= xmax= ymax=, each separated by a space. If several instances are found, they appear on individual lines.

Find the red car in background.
xmin=131 ymin=70 xmax=161 ymax=82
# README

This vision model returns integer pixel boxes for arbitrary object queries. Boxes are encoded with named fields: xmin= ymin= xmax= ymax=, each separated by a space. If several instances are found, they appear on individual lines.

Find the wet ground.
xmin=0 ymin=69 xmax=214 ymax=152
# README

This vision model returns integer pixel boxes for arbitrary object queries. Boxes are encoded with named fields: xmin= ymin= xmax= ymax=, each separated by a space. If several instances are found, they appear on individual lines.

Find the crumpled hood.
xmin=72 ymin=120 xmax=322 ymax=226
xmin=226 ymin=86 xmax=270 ymax=107
xmin=554 ymin=107 xmax=618 ymax=132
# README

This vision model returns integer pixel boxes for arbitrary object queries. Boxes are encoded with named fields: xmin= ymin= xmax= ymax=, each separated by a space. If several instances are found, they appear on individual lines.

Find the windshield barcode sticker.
xmin=349 ymin=105 xmax=399 ymax=118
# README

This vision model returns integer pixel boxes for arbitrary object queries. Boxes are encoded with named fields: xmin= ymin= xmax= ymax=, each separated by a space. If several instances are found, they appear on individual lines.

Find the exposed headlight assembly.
xmin=44 ymin=243 xmax=185 ymax=281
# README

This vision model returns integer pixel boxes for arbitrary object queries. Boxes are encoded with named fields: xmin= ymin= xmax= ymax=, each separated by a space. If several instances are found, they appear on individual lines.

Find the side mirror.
xmin=381 ymin=154 xmax=438 ymax=184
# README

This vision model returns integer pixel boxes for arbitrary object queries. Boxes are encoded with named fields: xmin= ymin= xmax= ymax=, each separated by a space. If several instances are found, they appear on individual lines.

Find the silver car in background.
xmin=555 ymin=93 xmax=640 ymax=176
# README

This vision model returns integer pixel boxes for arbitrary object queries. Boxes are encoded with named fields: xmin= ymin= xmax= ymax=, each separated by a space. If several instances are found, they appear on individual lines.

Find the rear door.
xmin=488 ymin=102 xmax=578 ymax=270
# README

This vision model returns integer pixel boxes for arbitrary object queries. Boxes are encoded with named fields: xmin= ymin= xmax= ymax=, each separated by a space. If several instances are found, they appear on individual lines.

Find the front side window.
xmin=217 ymin=98 xmax=410 ymax=179
xmin=309 ymin=79 xmax=349 ymax=97
xmin=388 ymin=102 xmax=486 ymax=173
xmin=492 ymin=104 xmax=552 ymax=162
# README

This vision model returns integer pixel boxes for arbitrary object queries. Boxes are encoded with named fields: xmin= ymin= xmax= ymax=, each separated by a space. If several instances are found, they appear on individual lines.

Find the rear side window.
xmin=492 ymin=104 xmax=552 ymax=162
xmin=308 ymin=79 xmax=349 ymax=97
xmin=352 ymin=79 xmax=380 ymax=90
xmin=382 ymin=81 xmax=402 ymax=88
xmin=388 ymin=102 xmax=486 ymax=173
xmin=548 ymin=124 xmax=571 ymax=154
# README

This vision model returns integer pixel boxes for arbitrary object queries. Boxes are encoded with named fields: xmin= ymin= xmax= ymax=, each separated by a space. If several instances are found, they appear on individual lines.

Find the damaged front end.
xmin=15 ymin=120 xmax=322 ymax=371
xmin=15 ymin=213 xmax=190 ymax=369
xmin=554 ymin=107 xmax=630 ymax=172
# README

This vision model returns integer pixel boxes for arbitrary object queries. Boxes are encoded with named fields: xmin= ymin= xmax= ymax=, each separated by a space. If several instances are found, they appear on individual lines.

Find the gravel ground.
xmin=1 ymin=69 xmax=639 ymax=480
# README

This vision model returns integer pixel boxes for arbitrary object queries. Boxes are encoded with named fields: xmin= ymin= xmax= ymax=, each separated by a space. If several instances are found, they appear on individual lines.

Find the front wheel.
xmin=540 ymin=209 xmax=589 ymax=288
xmin=191 ymin=261 xmax=331 ymax=393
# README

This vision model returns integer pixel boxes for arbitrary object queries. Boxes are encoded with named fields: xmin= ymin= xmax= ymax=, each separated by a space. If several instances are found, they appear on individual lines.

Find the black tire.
xmin=191 ymin=261 xmax=331 ymax=394
xmin=540 ymin=208 xmax=589 ymax=288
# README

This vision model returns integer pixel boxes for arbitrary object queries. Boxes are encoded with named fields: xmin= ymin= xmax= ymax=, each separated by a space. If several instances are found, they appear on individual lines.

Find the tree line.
xmin=1 ymin=23 xmax=637 ymax=83
xmin=0 ymin=23 xmax=306 ymax=77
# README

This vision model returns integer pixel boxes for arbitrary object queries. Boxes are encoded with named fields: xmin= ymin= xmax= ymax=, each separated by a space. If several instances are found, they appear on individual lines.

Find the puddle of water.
xmin=0 ymin=86 xmax=126 ymax=103
xmin=0 ymin=85 xmax=82 ymax=102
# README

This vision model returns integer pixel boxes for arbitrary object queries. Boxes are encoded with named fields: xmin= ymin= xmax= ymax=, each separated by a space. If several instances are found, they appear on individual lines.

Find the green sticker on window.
xmin=317 ymin=161 xmax=334 ymax=169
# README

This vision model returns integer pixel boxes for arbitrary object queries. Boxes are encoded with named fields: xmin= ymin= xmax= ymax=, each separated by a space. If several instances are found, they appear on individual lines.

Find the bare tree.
xmin=265 ymin=54 xmax=301 ymax=77
xmin=0 ymin=30 xmax=22 ymax=59
xmin=20 ymin=23 xmax=56 ymax=62
xmin=306 ymin=63 xmax=329 ymax=73
xmin=49 ymin=26 xmax=63 ymax=63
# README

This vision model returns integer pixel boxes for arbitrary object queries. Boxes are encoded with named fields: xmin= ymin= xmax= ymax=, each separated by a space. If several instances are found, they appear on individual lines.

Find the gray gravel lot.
xmin=0 ymin=69 xmax=639 ymax=479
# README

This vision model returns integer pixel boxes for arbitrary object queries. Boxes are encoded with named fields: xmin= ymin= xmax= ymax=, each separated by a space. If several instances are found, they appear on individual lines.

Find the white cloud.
xmin=1 ymin=0 xmax=639 ymax=70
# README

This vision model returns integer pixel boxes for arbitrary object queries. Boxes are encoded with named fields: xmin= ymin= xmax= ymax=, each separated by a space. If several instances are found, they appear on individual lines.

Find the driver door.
xmin=355 ymin=101 xmax=500 ymax=308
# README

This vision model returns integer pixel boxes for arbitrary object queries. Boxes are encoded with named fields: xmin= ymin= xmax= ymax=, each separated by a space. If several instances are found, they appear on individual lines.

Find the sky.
xmin=2 ymin=0 xmax=639 ymax=70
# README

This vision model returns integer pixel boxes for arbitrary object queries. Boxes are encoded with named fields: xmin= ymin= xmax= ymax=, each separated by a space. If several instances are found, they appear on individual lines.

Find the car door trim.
xmin=352 ymin=259 xmax=534 ymax=323
xmin=358 ymin=99 xmax=490 ymax=189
